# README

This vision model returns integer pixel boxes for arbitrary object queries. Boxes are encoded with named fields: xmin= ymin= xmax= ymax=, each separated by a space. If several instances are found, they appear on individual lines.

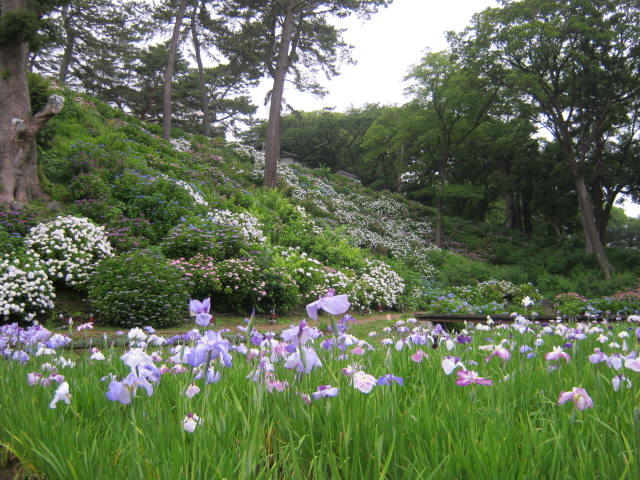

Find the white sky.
xmin=249 ymin=0 xmax=640 ymax=218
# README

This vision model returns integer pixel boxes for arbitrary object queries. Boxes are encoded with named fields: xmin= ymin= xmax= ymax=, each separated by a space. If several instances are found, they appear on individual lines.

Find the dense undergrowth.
xmin=1 ymin=78 xmax=639 ymax=328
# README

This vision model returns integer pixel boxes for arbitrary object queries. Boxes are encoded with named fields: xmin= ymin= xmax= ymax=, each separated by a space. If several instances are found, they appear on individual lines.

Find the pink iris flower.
xmin=545 ymin=346 xmax=570 ymax=363
xmin=557 ymin=387 xmax=594 ymax=410
xmin=486 ymin=346 xmax=511 ymax=363
xmin=456 ymin=370 xmax=493 ymax=387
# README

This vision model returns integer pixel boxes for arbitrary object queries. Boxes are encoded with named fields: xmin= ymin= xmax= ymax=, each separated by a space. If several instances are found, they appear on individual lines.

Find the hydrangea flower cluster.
xmin=206 ymin=209 xmax=266 ymax=244
xmin=25 ymin=215 xmax=113 ymax=287
xmin=354 ymin=259 xmax=405 ymax=309
xmin=169 ymin=137 xmax=192 ymax=153
xmin=1 ymin=255 xmax=55 ymax=322
xmin=277 ymin=247 xmax=333 ymax=302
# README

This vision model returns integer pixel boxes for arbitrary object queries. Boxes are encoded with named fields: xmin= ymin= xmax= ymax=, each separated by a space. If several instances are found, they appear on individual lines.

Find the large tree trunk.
xmin=162 ymin=0 xmax=189 ymax=140
xmin=570 ymin=163 xmax=614 ymax=279
xmin=0 ymin=0 xmax=64 ymax=208
xmin=263 ymin=0 xmax=296 ymax=188
xmin=191 ymin=4 xmax=211 ymax=137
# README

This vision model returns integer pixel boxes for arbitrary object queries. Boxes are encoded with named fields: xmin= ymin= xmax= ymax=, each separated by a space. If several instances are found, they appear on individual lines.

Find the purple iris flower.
xmin=190 ymin=298 xmax=212 ymax=327
xmin=284 ymin=346 xmax=322 ymax=374
xmin=12 ymin=350 xmax=29 ymax=363
xmin=46 ymin=334 xmax=71 ymax=349
xmin=377 ymin=374 xmax=404 ymax=386
xmin=433 ymin=324 xmax=445 ymax=335
xmin=456 ymin=335 xmax=472 ymax=344
xmin=194 ymin=367 xmax=221 ymax=385
xmin=588 ymin=348 xmax=608 ymax=364
xmin=106 ymin=373 xmax=154 ymax=404
xmin=281 ymin=321 xmax=321 ymax=346
xmin=625 ymin=357 xmax=640 ymax=372
xmin=321 ymin=338 xmax=336 ymax=350
xmin=606 ymin=354 xmax=624 ymax=371
xmin=612 ymin=374 xmax=632 ymax=391
xmin=456 ymin=370 xmax=493 ymax=386
xmin=442 ymin=356 xmax=463 ymax=375
xmin=312 ymin=385 xmax=339 ymax=400
xmin=306 ymin=289 xmax=350 ymax=321
xmin=557 ymin=387 xmax=593 ymax=410
xmin=186 ymin=330 xmax=232 ymax=368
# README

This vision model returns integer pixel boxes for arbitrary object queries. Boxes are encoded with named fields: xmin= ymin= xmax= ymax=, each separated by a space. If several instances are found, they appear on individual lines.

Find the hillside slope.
xmin=1 ymin=80 xmax=638 ymax=326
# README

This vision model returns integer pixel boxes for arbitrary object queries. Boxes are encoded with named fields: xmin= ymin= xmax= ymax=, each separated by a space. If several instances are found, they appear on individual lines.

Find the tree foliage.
xmin=454 ymin=0 xmax=640 ymax=277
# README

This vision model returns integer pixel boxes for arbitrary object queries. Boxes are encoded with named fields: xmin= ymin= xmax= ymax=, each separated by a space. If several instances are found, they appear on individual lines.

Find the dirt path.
xmin=67 ymin=312 xmax=406 ymax=341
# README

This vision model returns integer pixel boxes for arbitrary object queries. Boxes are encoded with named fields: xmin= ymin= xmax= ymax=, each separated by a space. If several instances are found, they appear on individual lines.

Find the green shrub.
xmin=172 ymin=252 xmax=300 ymax=315
xmin=0 ymin=226 xmax=24 ymax=255
xmin=0 ymin=205 xmax=52 ymax=237
xmin=275 ymin=247 xmax=332 ymax=302
xmin=88 ymin=250 xmax=189 ymax=328
xmin=308 ymin=229 xmax=367 ymax=271
xmin=161 ymin=215 xmax=225 ymax=260
xmin=28 ymin=73 xmax=52 ymax=114
xmin=105 ymin=216 xmax=154 ymax=253
xmin=68 ymin=173 xmax=112 ymax=201
xmin=171 ymin=255 xmax=221 ymax=300
xmin=113 ymin=170 xmax=200 ymax=241
xmin=252 ymin=251 xmax=301 ymax=314
xmin=437 ymin=254 xmax=496 ymax=286
xmin=72 ymin=197 xmax=125 ymax=226
xmin=161 ymin=211 xmax=265 ymax=261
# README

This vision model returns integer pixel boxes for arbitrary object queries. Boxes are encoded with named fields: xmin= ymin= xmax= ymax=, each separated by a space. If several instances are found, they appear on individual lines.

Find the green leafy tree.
xmin=173 ymin=65 xmax=258 ymax=136
xmin=33 ymin=0 xmax=152 ymax=86
xmin=402 ymin=50 xmax=499 ymax=246
xmin=460 ymin=0 xmax=640 ymax=278
xmin=361 ymin=105 xmax=419 ymax=191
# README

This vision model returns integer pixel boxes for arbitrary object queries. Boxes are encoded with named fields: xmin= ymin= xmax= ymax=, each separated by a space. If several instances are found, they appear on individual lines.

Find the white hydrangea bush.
xmin=25 ymin=215 xmax=113 ymax=287
xmin=278 ymin=247 xmax=334 ymax=302
xmin=354 ymin=259 xmax=405 ymax=309
xmin=207 ymin=209 xmax=266 ymax=244
xmin=302 ymin=258 xmax=405 ymax=312
xmin=1 ymin=255 xmax=55 ymax=322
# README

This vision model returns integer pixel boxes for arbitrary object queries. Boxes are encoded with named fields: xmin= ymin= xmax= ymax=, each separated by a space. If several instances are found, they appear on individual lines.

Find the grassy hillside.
xmin=1 ymin=79 xmax=639 ymax=327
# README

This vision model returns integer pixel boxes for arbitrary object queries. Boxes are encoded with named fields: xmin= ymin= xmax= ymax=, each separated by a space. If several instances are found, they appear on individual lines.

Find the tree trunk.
xmin=570 ymin=163 xmax=614 ymax=279
xmin=435 ymin=151 xmax=448 ymax=248
xmin=191 ymin=4 xmax=211 ymax=137
xmin=58 ymin=5 xmax=76 ymax=84
xmin=0 ymin=1 xmax=64 ymax=207
xmin=162 ymin=0 xmax=189 ymax=140
xmin=263 ymin=0 xmax=296 ymax=188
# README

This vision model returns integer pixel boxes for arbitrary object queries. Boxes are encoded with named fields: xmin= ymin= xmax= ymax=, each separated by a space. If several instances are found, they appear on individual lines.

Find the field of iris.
xmin=1 ymin=297 xmax=639 ymax=479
